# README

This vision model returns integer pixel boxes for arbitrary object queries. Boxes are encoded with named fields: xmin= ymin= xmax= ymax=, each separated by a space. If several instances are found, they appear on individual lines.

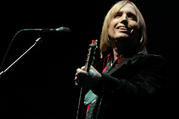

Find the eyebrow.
xmin=114 ymin=10 xmax=136 ymax=16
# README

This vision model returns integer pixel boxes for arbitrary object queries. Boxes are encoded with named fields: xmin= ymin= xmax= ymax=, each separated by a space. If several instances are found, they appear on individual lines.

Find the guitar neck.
xmin=75 ymin=39 xmax=97 ymax=119
xmin=84 ymin=40 xmax=97 ymax=72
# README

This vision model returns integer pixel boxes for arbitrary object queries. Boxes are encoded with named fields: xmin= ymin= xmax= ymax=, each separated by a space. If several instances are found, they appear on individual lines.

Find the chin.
xmin=115 ymin=34 xmax=129 ymax=39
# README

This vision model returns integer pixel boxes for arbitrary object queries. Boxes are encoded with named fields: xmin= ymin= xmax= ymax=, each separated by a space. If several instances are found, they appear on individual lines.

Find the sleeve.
xmin=92 ymin=55 xmax=167 ymax=97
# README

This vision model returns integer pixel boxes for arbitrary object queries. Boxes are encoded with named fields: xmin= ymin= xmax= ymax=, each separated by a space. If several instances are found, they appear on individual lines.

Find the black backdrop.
xmin=0 ymin=0 xmax=178 ymax=119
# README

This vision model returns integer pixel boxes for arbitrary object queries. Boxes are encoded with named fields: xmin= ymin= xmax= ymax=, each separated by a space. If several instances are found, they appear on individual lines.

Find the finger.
xmin=76 ymin=68 xmax=80 ymax=73
xmin=76 ymin=68 xmax=82 ymax=73
xmin=74 ymin=75 xmax=77 ymax=80
xmin=74 ymin=75 xmax=79 ymax=86
xmin=77 ymin=68 xmax=88 ymax=75
xmin=75 ymin=81 xmax=78 ymax=86
xmin=81 ymin=66 xmax=85 ymax=70
xmin=90 ymin=65 xmax=94 ymax=69
xmin=74 ymin=78 xmax=79 ymax=86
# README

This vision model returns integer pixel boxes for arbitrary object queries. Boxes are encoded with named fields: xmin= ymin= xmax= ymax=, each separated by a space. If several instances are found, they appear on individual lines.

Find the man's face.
xmin=108 ymin=3 xmax=138 ymax=40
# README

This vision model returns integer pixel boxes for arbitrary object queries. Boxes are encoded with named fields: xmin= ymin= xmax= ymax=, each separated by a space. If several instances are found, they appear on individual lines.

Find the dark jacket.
xmin=85 ymin=53 xmax=167 ymax=119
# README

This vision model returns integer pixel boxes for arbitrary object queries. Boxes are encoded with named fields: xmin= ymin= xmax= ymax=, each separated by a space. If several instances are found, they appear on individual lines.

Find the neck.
xmin=113 ymin=48 xmax=120 ymax=61
xmin=112 ymin=46 xmax=139 ymax=59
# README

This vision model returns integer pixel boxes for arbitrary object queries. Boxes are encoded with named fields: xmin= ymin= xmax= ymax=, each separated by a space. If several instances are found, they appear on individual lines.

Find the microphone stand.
xmin=0 ymin=37 xmax=41 ymax=77
xmin=0 ymin=27 xmax=68 ymax=74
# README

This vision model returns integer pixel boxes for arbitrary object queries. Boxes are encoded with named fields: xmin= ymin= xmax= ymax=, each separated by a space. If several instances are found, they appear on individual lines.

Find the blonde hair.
xmin=100 ymin=0 xmax=147 ymax=55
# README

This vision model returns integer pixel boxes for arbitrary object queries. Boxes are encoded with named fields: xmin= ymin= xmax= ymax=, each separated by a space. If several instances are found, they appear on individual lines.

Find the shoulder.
xmin=139 ymin=54 xmax=167 ymax=66
xmin=143 ymin=54 xmax=166 ymax=61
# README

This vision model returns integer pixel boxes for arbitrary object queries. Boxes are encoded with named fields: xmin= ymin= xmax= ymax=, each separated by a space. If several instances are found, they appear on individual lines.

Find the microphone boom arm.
xmin=0 ymin=37 xmax=41 ymax=76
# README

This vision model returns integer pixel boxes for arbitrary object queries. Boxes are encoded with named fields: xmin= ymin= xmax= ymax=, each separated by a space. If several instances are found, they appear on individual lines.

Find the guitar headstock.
xmin=85 ymin=39 xmax=98 ymax=72
xmin=89 ymin=40 xmax=98 ymax=48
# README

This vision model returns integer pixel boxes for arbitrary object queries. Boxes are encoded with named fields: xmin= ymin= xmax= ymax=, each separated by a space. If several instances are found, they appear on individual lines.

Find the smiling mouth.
xmin=116 ymin=26 xmax=130 ymax=33
xmin=117 ymin=26 xmax=128 ymax=30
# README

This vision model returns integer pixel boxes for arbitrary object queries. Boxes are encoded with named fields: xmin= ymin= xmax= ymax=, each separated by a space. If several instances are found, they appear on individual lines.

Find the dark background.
xmin=0 ymin=0 xmax=178 ymax=118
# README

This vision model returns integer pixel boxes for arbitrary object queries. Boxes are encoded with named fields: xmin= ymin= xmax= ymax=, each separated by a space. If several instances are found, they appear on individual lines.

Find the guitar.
xmin=75 ymin=40 xmax=98 ymax=119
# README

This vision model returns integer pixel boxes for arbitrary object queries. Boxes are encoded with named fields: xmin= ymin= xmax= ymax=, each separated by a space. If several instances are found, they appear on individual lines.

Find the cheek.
xmin=108 ymin=26 xmax=113 ymax=37
xmin=128 ymin=21 xmax=138 ymax=29
xmin=108 ymin=20 xmax=117 ymax=37
xmin=128 ymin=22 xmax=139 ymax=35
xmin=108 ymin=24 xmax=114 ymax=37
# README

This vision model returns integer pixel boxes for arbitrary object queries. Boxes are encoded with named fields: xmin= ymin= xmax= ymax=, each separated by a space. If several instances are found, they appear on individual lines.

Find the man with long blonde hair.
xmin=75 ymin=0 xmax=166 ymax=119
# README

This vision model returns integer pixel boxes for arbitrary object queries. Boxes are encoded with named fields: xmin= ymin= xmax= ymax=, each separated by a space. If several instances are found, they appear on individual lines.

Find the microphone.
xmin=23 ymin=26 xmax=71 ymax=32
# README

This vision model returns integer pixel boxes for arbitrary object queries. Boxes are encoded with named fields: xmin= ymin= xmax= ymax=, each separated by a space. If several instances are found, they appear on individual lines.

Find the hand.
xmin=74 ymin=68 xmax=88 ymax=86
xmin=74 ymin=66 xmax=101 ymax=88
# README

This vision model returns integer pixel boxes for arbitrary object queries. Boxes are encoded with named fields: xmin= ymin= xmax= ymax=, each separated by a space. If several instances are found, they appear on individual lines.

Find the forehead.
xmin=117 ymin=3 xmax=136 ymax=14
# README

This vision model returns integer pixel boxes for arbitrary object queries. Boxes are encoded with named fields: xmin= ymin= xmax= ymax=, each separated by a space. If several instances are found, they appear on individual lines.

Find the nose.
xmin=120 ymin=13 xmax=128 ymax=25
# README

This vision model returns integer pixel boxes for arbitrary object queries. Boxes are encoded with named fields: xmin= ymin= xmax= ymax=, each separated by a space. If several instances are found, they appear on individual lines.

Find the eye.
xmin=127 ymin=12 xmax=137 ymax=21
xmin=114 ymin=12 xmax=122 ymax=18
